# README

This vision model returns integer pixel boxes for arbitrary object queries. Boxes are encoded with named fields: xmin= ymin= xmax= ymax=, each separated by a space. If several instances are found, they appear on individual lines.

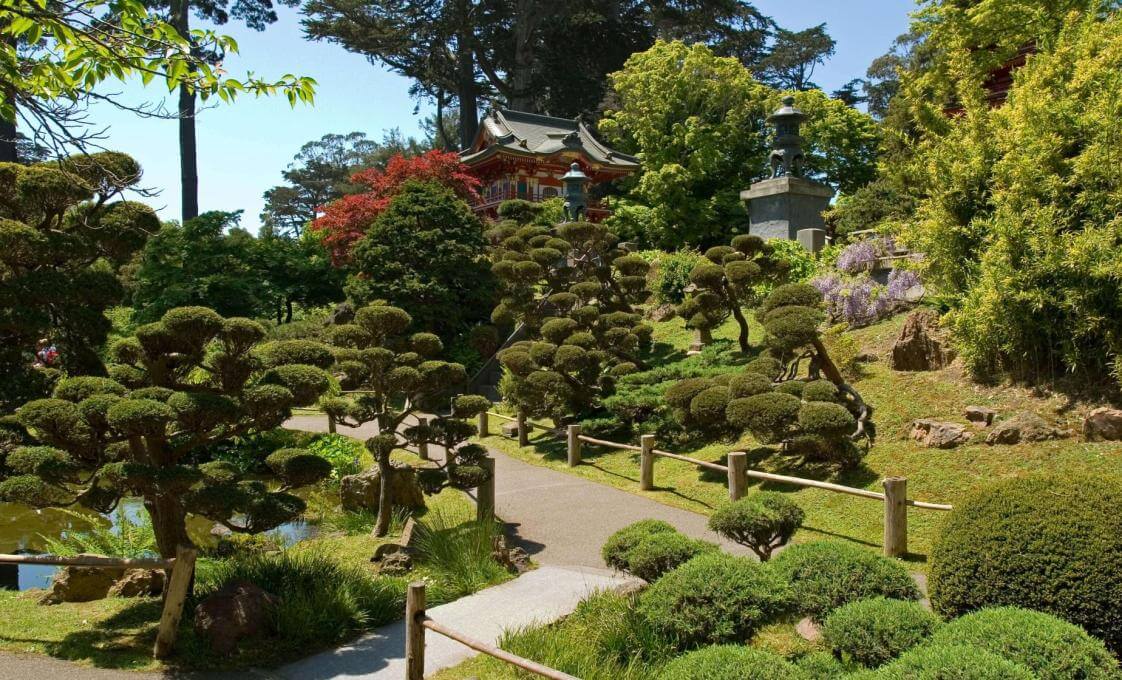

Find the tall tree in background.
xmin=260 ymin=130 xmax=422 ymax=236
xmin=757 ymin=23 xmax=835 ymax=90
xmin=144 ymin=0 xmax=304 ymax=222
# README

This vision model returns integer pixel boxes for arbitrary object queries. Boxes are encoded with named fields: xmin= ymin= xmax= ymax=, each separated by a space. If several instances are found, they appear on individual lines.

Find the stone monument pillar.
xmin=740 ymin=96 xmax=834 ymax=249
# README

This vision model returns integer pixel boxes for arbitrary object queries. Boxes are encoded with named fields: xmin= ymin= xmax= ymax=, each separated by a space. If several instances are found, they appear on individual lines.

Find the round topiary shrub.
xmin=769 ymin=540 xmax=920 ymax=620
xmin=623 ymin=532 xmax=718 ymax=582
xmin=725 ymin=392 xmax=800 ymax=443
xmin=876 ymin=644 xmax=1034 ymax=679
xmin=821 ymin=597 xmax=940 ymax=668
xmin=658 ymin=645 xmax=808 ymax=680
xmin=928 ymin=472 xmax=1122 ymax=653
xmin=602 ymin=519 xmax=677 ymax=571
xmin=638 ymin=552 xmax=793 ymax=650
xmin=929 ymin=607 xmax=1120 ymax=679
xmin=794 ymin=651 xmax=857 ymax=678
xmin=707 ymin=492 xmax=804 ymax=561
xmin=800 ymin=379 xmax=839 ymax=403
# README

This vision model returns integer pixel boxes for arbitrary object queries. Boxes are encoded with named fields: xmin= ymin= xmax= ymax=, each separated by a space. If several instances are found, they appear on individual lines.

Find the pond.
xmin=0 ymin=498 xmax=316 ymax=591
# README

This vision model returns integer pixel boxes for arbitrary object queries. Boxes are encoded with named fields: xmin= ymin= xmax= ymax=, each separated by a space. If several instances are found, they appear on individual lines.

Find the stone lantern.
xmin=740 ymin=96 xmax=834 ymax=251
xmin=561 ymin=161 xmax=588 ymax=222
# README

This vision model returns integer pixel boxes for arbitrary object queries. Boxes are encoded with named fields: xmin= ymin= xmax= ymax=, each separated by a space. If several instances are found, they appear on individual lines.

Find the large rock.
xmin=964 ymin=406 xmax=997 ymax=427
xmin=645 ymin=303 xmax=677 ymax=322
xmin=108 ymin=569 xmax=165 ymax=598
xmin=1083 ymin=407 xmax=1122 ymax=441
xmin=40 ymin=555 xmax=124 ymax=604
xmin=891 ymin=310 xmax=955 ymax=371
xmin=985 ymin=412 xmax=1064 ymax=445
xmin=910 ymin=419 xmax=973 ymax=449
xmin=340 ymin=464 xmax=426 ymax=513
xmin=194 ymin=580 xmax=279 ymax=655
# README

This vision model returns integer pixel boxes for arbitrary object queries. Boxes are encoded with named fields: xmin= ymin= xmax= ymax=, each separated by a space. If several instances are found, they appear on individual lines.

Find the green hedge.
xmin=769 ymin=540 xmax=920 ymax=620
xmin=875 ymin=644 xmax=1034 ymax=679
xmin=928 ymin=472 xmax=1122 ymax=653
xmin=929 ymin=607 xmax=1120 ymax=679
xmin=821 ymin=597 xmax=939 ymax=668
xmin=638 ymin=553 xmax=792 ymax=651
xmin=657 ymin=645 xmax=807 ymax=679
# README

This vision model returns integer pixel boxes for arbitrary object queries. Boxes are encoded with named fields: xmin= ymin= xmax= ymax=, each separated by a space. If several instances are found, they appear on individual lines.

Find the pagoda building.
xmin=459 ymin=108 xmax=639 ymax=220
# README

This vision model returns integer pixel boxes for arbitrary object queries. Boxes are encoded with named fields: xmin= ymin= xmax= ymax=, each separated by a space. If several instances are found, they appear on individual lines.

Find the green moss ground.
xmin=479 ymin=312 xmax=1120 ymax=568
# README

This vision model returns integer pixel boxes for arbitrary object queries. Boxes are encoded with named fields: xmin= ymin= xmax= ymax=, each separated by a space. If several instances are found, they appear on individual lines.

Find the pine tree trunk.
xmin=455 ymin=8 xmax=478 ymax=150
xmin=145 ymin=493 xmax=193 ymax=559
xmin=730 ymin=304 xmax=751 ymax=354
xmin=509 ymin=1 xmax=539 ymax=111
xmin=0 ymin=34 xmax=18 ymax=163
xmin=373 ymin=451 xmax=393 ymax=537
xmin=171 ymin=0 xmax=199 ymax=222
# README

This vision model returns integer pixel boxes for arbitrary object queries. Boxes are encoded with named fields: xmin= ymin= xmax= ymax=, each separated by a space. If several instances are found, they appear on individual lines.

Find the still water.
xmin=0 ymin=498 xmax=315 ymax=590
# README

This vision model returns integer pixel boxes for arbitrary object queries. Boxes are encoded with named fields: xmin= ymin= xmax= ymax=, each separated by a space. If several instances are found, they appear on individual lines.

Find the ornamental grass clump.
xmin=928 ymin=472 xmax=1122 ymax=654
xmin=821 ymin=597 xmax=940 ymax=668
xmin=769 ymin=540 xmax=920 ymax=620
xmin=928 ymin=607 xmax=1120 ymax=679
xmin=637 ymin=552 xmax=793 ymax=651
xmin=707 ymin=492 xmax=804 ymax=561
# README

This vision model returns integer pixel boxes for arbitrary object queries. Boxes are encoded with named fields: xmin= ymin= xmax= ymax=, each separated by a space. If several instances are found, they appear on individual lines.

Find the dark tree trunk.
xmin=373 ymin=451 xmax=393 ymax=537
xmin=455 ymin=9 xmax=478 ymax=150
xmin=145 ymin=493 xmax=193 ymax=559
xmin=509 ymin=1 xmax=540 ymax=112
xmin=285 ymin=299 xmax=294 ymax=323
xmin=730 ymin=302 xmax=750 ymax=353
xmin=171 ymin=0 xmax=199 ymax=222
xmin=0 ymin=109 xmax=16 ymax=164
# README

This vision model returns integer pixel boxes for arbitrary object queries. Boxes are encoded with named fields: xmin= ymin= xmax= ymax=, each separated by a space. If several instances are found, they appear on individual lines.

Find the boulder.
xmin=501 ymin=421 xmax=532 ymax=439
xmin=40 ymin=555 xmax=124 ymax=604
xmin=340 ymin=464 xmax=426 ymax=513
xmin=910 ymin=419 xmax=972 ymax=449
xmin=377 ymin=551 xmax=413 ymax=576
xmin=194 ymin=580 xmax=279 ymax=656
xmin=964 ymin=406 xmax=997 ymax=427
xmin=891 ymin=310 xmax=955 ymax=371
xmin=985 ymin=412 xmax=1064 ymax=445
xmin=108 ymin=569 xmax=165 ymax=598
xmin=491 ymin=535 xmax=532 ymax=575
xmin=795 ymin=617 xmax=822 ymax=643
xmin=1083 ymin=407 xmax=1122 ymax=441
xmin=645 ymin=304 xmax=677 ymax=322
xmin=325 ymin=301 xmax=355 ymax=326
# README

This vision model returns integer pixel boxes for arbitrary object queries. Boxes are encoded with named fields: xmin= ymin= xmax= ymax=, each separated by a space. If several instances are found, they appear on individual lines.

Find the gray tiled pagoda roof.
xmin=460 ymin=109 xmax=639 ymax=169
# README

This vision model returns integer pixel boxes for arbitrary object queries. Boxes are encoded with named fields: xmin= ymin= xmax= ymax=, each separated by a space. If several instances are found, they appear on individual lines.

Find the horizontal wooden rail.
xmin=421 ymin=618 xmax=579 ymax=680
xmin=742 ymin=468 xmax=887 ymax=501
xmin=652 ymin=448 xmax=728 ymax=473
xmin=0 ymin=553 xmax=173 ymax=569
xmin=578 ymin=434 xmax=641 ymax=452
xmin=486 ymin=410 xmax=517 ymax=422
xmin=906 ymin=499 xmax=954 ymax=511
xmin=406 ymin=581 xmax=577 ymax=680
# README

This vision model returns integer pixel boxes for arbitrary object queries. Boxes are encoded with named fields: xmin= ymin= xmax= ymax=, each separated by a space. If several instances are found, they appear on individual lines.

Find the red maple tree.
xmin=311 ymin=150 xmax=481 ymax=264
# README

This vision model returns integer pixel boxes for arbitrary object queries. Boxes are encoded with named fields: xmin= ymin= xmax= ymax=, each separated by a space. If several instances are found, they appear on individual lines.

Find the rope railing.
xmin=405 ymin=582 xmax=578 ymax=680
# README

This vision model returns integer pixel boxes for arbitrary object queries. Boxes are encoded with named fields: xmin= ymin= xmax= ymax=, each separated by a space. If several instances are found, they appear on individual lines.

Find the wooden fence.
xmin=0 ymin=545 xmax=197 ymax=658
xmin=487 ymin=414 xmax=952 ymax=558
xmin=405 ymin=581 xmax=576 ymax=680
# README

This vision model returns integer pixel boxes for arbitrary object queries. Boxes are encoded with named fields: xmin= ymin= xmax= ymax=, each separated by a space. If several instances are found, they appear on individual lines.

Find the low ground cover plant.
xmin=821 ymin=597 xmax=939 ymax=668
xmin=768 ymin=540 xmax=920 ymax=620
xmin=657 ymin=644 xmax=806 ymax=680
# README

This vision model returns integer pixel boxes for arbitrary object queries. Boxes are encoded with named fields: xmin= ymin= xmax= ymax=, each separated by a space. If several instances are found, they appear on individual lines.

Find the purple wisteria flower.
xmin=886 ymin=269 xmax=921 ymax=300
xmin=836 ymin=240 xmax=878 ymax=274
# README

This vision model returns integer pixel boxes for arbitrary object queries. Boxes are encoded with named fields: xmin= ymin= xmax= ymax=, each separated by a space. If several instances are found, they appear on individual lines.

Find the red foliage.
xmin=311 ymin=150 xmax=481 ymax=264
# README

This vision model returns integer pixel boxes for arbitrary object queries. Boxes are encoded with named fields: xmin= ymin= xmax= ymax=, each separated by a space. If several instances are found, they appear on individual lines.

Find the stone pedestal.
xmin=741 ymin=176 xmax=834 ymax=242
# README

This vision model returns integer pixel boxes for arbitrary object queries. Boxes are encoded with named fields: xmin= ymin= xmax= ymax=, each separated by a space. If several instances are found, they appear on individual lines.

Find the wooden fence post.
xmin=153 ymin=545 xmax=196 ymax=659
xmin=477 ymin=456 xmax=496 ymax=523
xmin=406 ymin=581 xmax=427 ymax=680
xmin=567 ymin=425 xmax=582 ymax=467
xmin=883 ymin=476 xmax=907 ymax=558
xmin=417 ymin=417 xmax=429 ymax=460
xmin=477 ymin=411 xmax=489 ymax=437
xmin=727 ymin=451 xmax=747 ymax=501
xmin=639 ymin=435 xmax=656 ymax=491
xmin=517 ymin=410 xmax=529 ymax=447
xmin=327 ymin=414 xmax=337 ymax=434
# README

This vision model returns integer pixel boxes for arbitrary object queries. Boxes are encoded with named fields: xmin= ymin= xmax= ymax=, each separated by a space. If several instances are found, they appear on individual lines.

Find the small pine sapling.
xmin=708 ymin=492 xmax=805 ymax=561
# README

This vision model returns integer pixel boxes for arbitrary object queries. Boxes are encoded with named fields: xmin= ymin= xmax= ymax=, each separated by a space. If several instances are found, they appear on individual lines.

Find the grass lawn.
xmin=0 ymin=442 xmax=511 ymax=672
xmin=479 ymin=311 xmax=1121 ymax=568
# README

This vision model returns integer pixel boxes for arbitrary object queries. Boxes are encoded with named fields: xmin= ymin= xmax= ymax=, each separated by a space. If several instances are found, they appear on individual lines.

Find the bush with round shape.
xmin=822 ymin=597 xmax=939 ymax=668
xmin=795 ymin=651 xmax=857 ymax=678
xmin=877 ymin=644 xmax=1035 ymax=679
xmin=928 ymin=472 xmax=1122 ymax=654
xmin=929 ymin=607 xmax=1120 ymax=679
xmin=688 ymin=385 xmax=731 ymax=426
xmin=638 ymin=552 xmax=793 ymax=650
xmin=729 ymin=372 xmax=773 ymax=398
xmin=602 ymin=519 xmax=677 ymax=570
xmin=725 ymin=392 xmax=800 ymax=443
xmin=770 ymin=540 xmax=920 ymax=620
xmin=658 ymin=645 xmax=808 ymax=680
xmin=797 ymin=401 xmax=856 ymax=438
xmin=707 ymin=492 xmax=804 ymax=561
xmin=621 ymin=532 xmax=718 ymax=582
xmin=801 ymin=379 xmax=839 ymax=403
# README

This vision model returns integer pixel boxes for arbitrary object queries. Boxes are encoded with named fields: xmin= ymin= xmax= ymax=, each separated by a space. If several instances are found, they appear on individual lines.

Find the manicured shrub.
xmin=929 ymin=607 xmax=1120 ymax=679
xmin=658 ymin=645 xmax=808 ymax=680
xmin=797 ymin=401 xmax=856 ymax=438
xmin=602 ymin=520 xmax=677 ymax=571
xmin=794 ymin=651 xmax=857 ymax=678
xmin=725 ymin=392 xmax=799 ymax=443
xmin=928 ymin=472 xmax=1122 ymax=653
xmin=769 ymin=540 xmax=920 ymax=620
xmin=801 ymin=379 xmax=839 ymax=403
xmin=822 ymin=597 xmax=940 ymax=668
xmin=707 ymin=492 xmax=804 ymax=561
xmin=638 ymin=553 xmax=793 ymax=650
xmin=623 ymin=532 xmax=718 ymax=582
xmin=876 ymin=644 xmax=1034 ymax=679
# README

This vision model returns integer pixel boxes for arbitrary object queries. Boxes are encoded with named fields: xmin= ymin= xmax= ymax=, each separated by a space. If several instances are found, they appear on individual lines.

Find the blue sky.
xmin=88 ymin=0 xmax=915 ymax=231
